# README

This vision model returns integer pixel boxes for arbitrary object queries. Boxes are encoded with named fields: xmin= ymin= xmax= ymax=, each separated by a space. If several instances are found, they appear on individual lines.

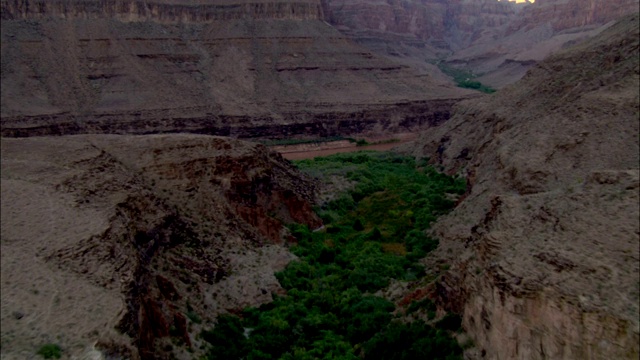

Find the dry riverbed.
xmin=271 ymin=133 xmax=417 ymax=160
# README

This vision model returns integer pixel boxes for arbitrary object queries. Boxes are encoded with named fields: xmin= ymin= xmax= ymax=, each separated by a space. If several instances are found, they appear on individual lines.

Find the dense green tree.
xmin=202 ymin=152 xmax=466 ymax=359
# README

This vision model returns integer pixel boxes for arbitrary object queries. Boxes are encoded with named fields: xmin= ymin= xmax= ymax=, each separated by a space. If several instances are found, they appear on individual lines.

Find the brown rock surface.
xmin=0 ymin=134 xmax=320 ymax=359
xmin=404 ymin=13 xmax=640 ymax=359
xmin=0 ymin=0 xmax=475 ymax=138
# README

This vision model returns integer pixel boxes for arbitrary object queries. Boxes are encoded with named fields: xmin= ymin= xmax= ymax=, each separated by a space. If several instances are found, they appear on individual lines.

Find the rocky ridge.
xmin=0 ymin=134 xmax=321 ymax=359
xmin=403 ymin=13 xmax=640 ymax=359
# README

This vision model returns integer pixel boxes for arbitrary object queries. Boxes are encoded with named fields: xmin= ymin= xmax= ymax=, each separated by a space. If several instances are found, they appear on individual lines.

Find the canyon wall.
xmin=0 ymin=0 xmax=475 ymax=138
xmin=406 ymin=13 xmax=640 ymax=359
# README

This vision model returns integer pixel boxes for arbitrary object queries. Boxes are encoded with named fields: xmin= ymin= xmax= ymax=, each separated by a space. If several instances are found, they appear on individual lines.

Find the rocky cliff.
xmin=0 ymin=0 xmax=475 ymax=138
xmin=405 ymin=13 xmax=639 ymax=359
xmin=0 ymin=134 xmax=321 ymax=359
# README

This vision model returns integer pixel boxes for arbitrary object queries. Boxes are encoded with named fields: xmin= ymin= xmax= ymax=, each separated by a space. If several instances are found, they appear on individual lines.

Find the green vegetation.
xmin=201 ymin=152 xmax=467 ymax=359
xmin=37 ymin=344 xmax=62 ymax=359
xmin=434 ymin=62 xmax=496 ymax=94
xmin=406 ymin=297 xmax=437 ymax=318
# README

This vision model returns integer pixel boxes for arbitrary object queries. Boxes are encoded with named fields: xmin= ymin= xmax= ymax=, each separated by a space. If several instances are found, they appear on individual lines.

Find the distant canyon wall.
xmin=322 ymin=0 xmax=639 ymax=50
xmin=322 ymin=0 xmax=521 ymax=50
xmin=321 ymin=0 xmax=639 ymax=88
xmin=1 ymin=0 xmax=474 ymax=138
xmin=516 ymin=0 xmax=640 ymax=32
xmin=0 ymin=0 xmax=323 ymax=21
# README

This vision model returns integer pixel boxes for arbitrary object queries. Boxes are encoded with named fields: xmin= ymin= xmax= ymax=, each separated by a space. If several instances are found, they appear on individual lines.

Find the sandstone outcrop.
xmin=0 ymin=134 xmax=320 ymax=359
xmin=404 ymin=13 xmax=640 ymax=359
xmin=0 ymin=0 xmax=475 ymax=138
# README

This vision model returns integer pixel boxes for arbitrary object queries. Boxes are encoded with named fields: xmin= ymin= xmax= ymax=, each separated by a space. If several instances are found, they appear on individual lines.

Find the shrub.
xmin=186 ymin=310 xmax=202 ymax=324
xmin=201 ymin=315 xmax=248 ymax=360
xmin=342 ymin=296 xmax=394 ymax=343
xmin=37 ymin=344 xmax=62 ymax=359
xmin=353 ymin=218 xmax=364 ymax=231
xmin=364 ymin=321 xmax=463 ymax=360
xmin=405 ymin=230 xmax=439 ymax=258
xmin=406 ymin=297 xmax=436 ymax=314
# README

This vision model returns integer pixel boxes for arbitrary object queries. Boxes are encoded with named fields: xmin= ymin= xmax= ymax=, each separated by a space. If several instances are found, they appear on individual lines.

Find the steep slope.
xmin=0 ymin=134 xmax=321 ymax=359
xmin=405 ymin=13 xmax=639 ymax=359
xmin=0 ymin=0 xmax=475 ymax=138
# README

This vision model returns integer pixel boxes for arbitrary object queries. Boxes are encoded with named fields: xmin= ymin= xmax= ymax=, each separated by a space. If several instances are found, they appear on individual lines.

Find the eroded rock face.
xmin=406 ymin=14 xmax=640 ymax=359
xmin=0 ymin=134 xmax=320 ymax=359
xmin=0 ymin=0 xmax=475 ymax=138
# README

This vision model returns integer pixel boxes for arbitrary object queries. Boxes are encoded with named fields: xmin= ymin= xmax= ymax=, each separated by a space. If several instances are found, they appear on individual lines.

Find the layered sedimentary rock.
xmin=405 ymin=13 xmax=639 ymax=359
xmin=0 ymin=134 xmax=321 ymax=359
xmin=0 ymin=0 xmax=475 ymax=138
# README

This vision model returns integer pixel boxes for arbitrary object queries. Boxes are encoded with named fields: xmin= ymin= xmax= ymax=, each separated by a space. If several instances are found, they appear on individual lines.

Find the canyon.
xmin=2 ymin=0 xmax=637 ymax=139
xmin=1 ymin=0 xmax=639 ymax=359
